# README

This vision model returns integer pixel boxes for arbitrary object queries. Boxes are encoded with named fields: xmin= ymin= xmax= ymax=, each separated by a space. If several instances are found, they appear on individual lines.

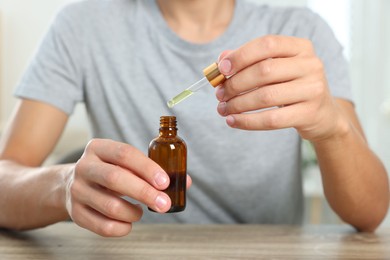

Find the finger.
xmin=217 ymin=56 xmax=311 ymax=102
xmin=217 ymin=79 xmax=312 ymax=116
xmin=218 ymin=35 xmax=313 ymax=76
xmin=85 ymin=139 xmax=169 ymax=190
xmin=218 ymin=50 xmax=233 ymax=62
xmin=72 ymin=203 xmax=133 ymax=237
xmin=74 ymin=180 xmax=143 ymax=223
xmin=82 ymin=161 xmax=171 ymax=213
xmin=225 ymin=103 xmax=308 ymax=131
xmin=186 ymin=175 xmax=192 ymax=190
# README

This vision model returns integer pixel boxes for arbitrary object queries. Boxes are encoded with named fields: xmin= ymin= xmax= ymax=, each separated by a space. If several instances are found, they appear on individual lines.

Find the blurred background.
xmin=0 ymin=0 xmax=389 ymax=226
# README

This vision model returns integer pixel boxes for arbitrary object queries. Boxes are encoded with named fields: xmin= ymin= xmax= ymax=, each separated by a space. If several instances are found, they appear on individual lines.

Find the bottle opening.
xmin=160 ymin=116 xmax=177 ymax=128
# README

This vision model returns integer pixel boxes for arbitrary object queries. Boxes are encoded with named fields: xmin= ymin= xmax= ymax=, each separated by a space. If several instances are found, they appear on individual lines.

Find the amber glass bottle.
xmin=148 ymin=116 xmax=187 ymax=212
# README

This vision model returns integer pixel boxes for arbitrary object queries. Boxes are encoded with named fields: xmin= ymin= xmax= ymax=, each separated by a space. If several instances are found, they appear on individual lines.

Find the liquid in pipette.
xmin=167 ymin=77 xmax=209 ymax=108
xmin=167 ymin=90 xmax=194 ymax=108
xmin=166 ymin=63 xmax=225 ymax=108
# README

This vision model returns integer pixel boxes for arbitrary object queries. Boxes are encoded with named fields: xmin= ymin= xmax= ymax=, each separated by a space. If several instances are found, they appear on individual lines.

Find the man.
xmin=0 ymin=0 xmax=388 ymax=237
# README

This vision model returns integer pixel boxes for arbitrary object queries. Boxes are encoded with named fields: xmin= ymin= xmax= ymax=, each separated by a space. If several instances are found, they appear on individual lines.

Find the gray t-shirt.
xmin=15 ymin=0 xmax=352 ymax=224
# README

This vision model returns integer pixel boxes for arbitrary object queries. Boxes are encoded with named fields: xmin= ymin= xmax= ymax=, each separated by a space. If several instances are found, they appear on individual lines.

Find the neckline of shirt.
xmin=143 ymin=0 xmax=245 ymax=54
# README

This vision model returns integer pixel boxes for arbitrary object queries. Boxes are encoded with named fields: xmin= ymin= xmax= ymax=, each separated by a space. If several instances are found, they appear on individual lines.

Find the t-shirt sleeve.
xmin=14 ymin=5 xmax=84 ymax=115
xmin=270 ymin=8 xmax=353 ymax=103
xmin=308 ymin=11 xmax=353 ymax=103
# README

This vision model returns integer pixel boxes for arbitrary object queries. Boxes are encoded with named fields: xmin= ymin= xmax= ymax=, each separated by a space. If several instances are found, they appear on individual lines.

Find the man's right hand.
xmin=0 ymin=100 xmax=191 ymax=236
xmin=66 ymin=139 xmax=175 ymax=237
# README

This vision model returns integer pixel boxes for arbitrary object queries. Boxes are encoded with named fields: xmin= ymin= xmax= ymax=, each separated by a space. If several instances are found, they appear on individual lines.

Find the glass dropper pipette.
xmin=167 ymin=62 xmax=226 ymax=108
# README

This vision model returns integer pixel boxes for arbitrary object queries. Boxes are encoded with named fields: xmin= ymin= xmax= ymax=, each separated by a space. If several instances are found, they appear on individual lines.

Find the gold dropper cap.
xmin=203 ymin=62 xmax=226 ymax=87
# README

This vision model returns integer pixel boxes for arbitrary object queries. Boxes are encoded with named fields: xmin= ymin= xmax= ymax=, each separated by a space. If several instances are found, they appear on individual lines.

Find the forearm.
xmin=0 ymin=160 xmax=72 ymax=230
xmin=313 ymin=123 xmax=389 ymax=232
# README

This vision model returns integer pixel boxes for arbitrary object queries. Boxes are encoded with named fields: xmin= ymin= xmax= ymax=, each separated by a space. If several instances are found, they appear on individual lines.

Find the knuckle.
xmin=115 ymin=144 xmax=133 ymax=162
xmin=225 ymin=76 xmax=241 ymax=96
xmin=257 ymin=60 xmax=272 ymax=77
xmin=240 ymin=115 xmax=257 ymax=130
xmin=292 ymin=38 xmax=314 ymax=57
xmin=263 ymin=112 xmax=279 ymax=129
xmin=85 ymin=139 xmax=100 ymax=153
xmin=312 ymin=57 xmax=324 ymax=72
xmin=237 ymin=44 xmax=251 ymax=64
xmin=139 ymin=184 xmax=157 ymax=204
xmin=261 ymin=35 xmax=278 ymax=52
xmin=260 ymin=89 xmax=275 ymax=106
xmin=102 ymin=169 xmax=120 ymax=187
xmin=234 ymin=115 xmax=251 ymax=130
xmin=98 ymin=222 xmax=117 ymax=237
xmin=226 ymin=99 xmax=240 ymax=114
xmin=242 ymin=117 xmax=252 ymax=130
xmin=301 ymin=38 xmax=315 ymax=54
xmin=104 ymin=199 xmax=122 ymax=217
xmin=311 ymin=80 xmax=326 ymax=97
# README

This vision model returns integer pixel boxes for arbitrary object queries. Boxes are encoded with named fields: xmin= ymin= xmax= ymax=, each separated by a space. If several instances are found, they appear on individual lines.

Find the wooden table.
xmin=1 ymin=223 xmax=389 ymax=259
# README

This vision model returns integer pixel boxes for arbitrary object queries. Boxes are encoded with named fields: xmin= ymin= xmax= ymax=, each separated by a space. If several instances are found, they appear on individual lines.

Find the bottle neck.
xmin=159 ymin=116 xmax=177 ymax=137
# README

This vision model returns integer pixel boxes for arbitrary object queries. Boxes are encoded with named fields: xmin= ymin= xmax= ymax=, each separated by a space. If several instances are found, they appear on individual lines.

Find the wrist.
xmin=310 ymin=98 xmax=360 ymax=147
xmin=313 ymin=117 xmax=352 ymax=146
xmin=52 ymin=163 xmax=74 ymax=221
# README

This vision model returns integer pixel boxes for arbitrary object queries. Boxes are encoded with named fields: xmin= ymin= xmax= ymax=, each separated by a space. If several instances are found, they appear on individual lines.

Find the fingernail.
xmin=216 ymin=87 xmax=225 ymax=101
xmin=155 ymin=195 xmax=168 ymax=210
xmin=218 ymin=102 xmax=227 ymax=116
xmin=226 ymin=115 xmax=235 ymax=127
xmin=154 ymin=171 xmax=168 ymax=187
xmin=219 ymin=59 xmax=232 ymax=75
